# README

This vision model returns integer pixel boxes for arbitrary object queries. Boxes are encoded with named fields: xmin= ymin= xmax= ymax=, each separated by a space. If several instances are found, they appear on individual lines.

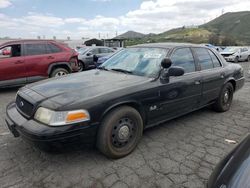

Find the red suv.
xmin=0 ymin=40 xmax=79 ymax=87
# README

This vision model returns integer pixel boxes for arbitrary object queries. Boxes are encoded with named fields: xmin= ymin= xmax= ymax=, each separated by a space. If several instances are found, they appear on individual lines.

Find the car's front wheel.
xmin=212 ymin=82 xmax=234 ymax=112
xmin=247 ymin=56 xmax=250 ymax=62
xmin=96 ymin=106 xmax=143 ymax=159
xmin=78 ymin=61 xmax=85 ymax=72
xmin=50 ymin=68 xmax=69 ymax=78
xmin=234 ymin=56 xmax=239 ymax=63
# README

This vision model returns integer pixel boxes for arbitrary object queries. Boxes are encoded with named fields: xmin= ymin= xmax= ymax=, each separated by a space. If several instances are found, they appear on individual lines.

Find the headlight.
xmin=34 ymin=107 xmax=90 ymax=126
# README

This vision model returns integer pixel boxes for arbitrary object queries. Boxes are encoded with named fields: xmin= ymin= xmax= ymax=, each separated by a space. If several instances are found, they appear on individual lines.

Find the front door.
xmin=147 ymin=47 xmax=202 ymax=124
xmin=0 ymin=43 xmax=27 ymax=86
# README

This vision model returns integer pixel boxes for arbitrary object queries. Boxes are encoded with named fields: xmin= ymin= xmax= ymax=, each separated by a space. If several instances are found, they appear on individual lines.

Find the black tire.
xmin=234 ymin=56 xmax=239 ymax=63
xmin=78 ymin=61 xmax=85 ymax=72
xmin=212 ymin=82 xmax=234 ymax=112
xmin=247 ymin=56 xmax=250 ymax=62
xmin=50 ymin=68 xmax=69 ymax=78
xmin=96 ymin=106 xmax=143 ymax=159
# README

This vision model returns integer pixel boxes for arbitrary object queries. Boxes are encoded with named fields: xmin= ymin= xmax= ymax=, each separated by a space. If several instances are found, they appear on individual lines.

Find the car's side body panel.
xmin=4 ymin=43 xmax=245 ymax=149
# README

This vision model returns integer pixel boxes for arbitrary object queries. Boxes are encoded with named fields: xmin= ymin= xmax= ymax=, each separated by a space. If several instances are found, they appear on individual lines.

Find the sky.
xmin=0 ymin=0 xmax=250 ymax=39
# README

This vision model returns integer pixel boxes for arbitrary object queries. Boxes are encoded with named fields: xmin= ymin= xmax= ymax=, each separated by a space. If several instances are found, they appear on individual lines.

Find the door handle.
xmin=195 ymin=81 xmax=201 ymax=85
xmin=47 ymin=56 xmax=55 ymax=59
xmin=14 ymin=60 xmax=24 ymax=64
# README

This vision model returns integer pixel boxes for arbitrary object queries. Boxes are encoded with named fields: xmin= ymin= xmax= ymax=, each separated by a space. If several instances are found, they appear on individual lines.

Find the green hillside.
xmin=202 ymin=11 xmax=250 ymax=44
xmin=124 ymin=11 xmax=250 ymax=46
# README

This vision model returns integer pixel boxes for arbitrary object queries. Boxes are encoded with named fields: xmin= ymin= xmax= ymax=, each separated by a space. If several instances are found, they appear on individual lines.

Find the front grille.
xmin=16 ymin=95 xmax=34 ymax=118
xmin=221 ymin=54 xmax=231 ymax=57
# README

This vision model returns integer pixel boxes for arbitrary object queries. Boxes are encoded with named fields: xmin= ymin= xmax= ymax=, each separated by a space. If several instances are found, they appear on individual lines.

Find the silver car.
xmin=77 ymin=46 xmax=115 ymax=71
xmin=220 ymin=47 xmax=250 ymax=63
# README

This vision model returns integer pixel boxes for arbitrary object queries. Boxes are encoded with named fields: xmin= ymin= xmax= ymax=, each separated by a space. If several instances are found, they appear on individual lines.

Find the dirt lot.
xmin=0 ymin=62 xmax=249 ymax=188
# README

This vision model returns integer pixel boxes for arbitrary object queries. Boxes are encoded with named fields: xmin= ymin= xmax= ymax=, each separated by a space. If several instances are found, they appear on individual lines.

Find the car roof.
xmin=132 ymin=42 xmax=204 ymax=49
xmin=0 ymin=40 xmax=57 ymax=46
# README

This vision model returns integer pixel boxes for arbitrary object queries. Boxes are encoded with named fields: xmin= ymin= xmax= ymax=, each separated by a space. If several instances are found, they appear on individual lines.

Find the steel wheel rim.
xmin=111 ymin=117 xmax=136 ymax=148
xmin=223 ymin=89 xmax=232 ymax=106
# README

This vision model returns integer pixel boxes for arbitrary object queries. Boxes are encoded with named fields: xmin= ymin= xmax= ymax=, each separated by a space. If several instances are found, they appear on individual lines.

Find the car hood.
xmin=220 ymin=52 xmax=237 ymax=56
xmin=24 ymin=70 xmax=150 ymax=108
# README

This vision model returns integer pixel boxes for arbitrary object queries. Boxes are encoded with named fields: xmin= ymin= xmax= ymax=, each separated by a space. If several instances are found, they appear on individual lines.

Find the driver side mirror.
xmin=161 ymin=58 xmax=172 ymax=69
xmin=160 ymin=58 xmax=184 ymax=82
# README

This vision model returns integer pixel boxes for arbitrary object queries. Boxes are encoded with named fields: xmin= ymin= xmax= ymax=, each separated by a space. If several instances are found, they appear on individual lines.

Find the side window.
xmin=0 ymin=44 xmax=21 ymax=59
xmin=25 ymin=43 xmax=47 ymax=56
xmin=171 ymin=48 xmax=196 ymax=73
xmin=193 ymin=48 xmax=213 ymax=70
xmin=208 ymin=50 xmax=221 ymax=68
xmin=100 ymin=48 xmax=113 ymax=53
xmin=89 ymin=48 xmax=99 ymax=55
xmin=47 ymin=43 xmax=62 ymax=53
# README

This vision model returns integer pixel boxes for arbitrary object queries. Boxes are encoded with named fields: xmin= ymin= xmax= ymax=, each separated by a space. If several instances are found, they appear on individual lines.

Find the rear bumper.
xmin=5 ymin=102 xmax=98 ymax=145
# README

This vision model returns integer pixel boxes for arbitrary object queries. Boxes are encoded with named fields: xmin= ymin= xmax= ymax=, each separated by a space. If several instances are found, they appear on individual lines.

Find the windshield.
xmin=77 ymin=47 xmax=89 ymax=54
xmin=100 ymin=48 xmax=168 ymax=77
xmin=223 ymin=47 xmax=240 ymax=53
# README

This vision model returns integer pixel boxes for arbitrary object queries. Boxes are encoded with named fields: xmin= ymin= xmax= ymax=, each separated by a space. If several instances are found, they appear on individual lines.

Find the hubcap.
xmin=118 ymin=126 xmax=130 ymax=140
xmin=223 ymin=90 xmax=229 ymax=103
xmin=55 ymin=71 xmax=67 ymax=77
xmin=111 ymin=118 xmax=136 ymax=148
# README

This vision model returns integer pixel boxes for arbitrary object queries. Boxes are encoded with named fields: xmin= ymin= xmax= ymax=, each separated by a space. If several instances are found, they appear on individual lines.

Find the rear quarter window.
xmin=47 ymin=43 xmax=62 ymax=53
xmin=208 ymin=50 xmax=222 ymax=68
xmin=193 ymin=48 xmax=214 ymax=70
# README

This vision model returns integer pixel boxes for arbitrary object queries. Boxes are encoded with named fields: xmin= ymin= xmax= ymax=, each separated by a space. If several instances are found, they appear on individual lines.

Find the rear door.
xmin=24 ymin=42 xmax=51 ymax=82
xmin=192 ymin=47 xmax=225 ymax=106
xmin=0 ymin=43 xmax=27 ymax=86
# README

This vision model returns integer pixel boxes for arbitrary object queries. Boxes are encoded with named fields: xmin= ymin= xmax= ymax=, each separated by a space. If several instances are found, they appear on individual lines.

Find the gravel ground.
xmin=0 ymin=61 xmax=249 ymax=188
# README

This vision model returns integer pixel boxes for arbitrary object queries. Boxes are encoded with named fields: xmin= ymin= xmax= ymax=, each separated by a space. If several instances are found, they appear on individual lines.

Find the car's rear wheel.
xmin=50 ymin=68 xmax=69 ymax=78
xmin=212 ymin=82 xmax=234 ymax=112
xmin=96 ymin=106 xmax=143 ymax=159
xmin=78 ymin=61 xmax=85 ymax=72
xmin=234 ymin=56 xmax=239 ymax=63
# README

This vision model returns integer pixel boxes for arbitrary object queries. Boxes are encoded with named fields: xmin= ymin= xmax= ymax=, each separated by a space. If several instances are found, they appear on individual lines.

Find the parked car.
xmin=77 ymin=46 xmax=115 ymax=71
xmin=220 ymin=47 xmax=250 ymax=63
xmin=208 ymin=134 xmax=250 ymax=188
xmin=6 ymin=43 xmax=244 ymax=158
xmin=96 ymin=55 xmax=111 ymax=66
xmin=0 ymin=40 xmax=79 ymax=88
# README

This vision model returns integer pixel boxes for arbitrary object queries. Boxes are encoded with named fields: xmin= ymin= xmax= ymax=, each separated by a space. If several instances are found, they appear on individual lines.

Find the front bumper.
xmin=5 ymin=102 xmax=98 ymax=145
xmin=224 ymin=57 xmax=236 ymax=62
xmin=235 ymin=77 xmax=245 ymax=91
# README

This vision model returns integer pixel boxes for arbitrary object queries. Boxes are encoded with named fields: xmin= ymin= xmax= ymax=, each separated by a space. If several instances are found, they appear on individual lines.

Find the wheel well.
xmin=102 ymin=102 xmax=146 ymax=126
xmin=78 ymin=60 xmax=85 ymax=68
xmin=228 ymin=80 xmax=236 ymax=91
xmin=49 ymin=64 xmax=71 ymax=76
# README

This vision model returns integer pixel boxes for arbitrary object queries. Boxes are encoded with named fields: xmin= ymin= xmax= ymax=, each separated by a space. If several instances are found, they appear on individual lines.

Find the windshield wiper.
xmin=110 ymin=68 xmax=133 ymax=74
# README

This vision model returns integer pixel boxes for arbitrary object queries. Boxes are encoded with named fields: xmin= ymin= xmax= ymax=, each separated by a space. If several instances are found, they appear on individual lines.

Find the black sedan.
xmin=208 ymin=134 xmax=250 ymax=188
xmin=5 ymin=43 xmax=245 ymax=158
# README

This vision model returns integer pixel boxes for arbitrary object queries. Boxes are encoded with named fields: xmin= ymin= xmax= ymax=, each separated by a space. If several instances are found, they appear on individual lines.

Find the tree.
xmin=221 ymin=36 xmax=237 ymax=46
xmin=208 ymin=34 xmax=219 ymax=45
